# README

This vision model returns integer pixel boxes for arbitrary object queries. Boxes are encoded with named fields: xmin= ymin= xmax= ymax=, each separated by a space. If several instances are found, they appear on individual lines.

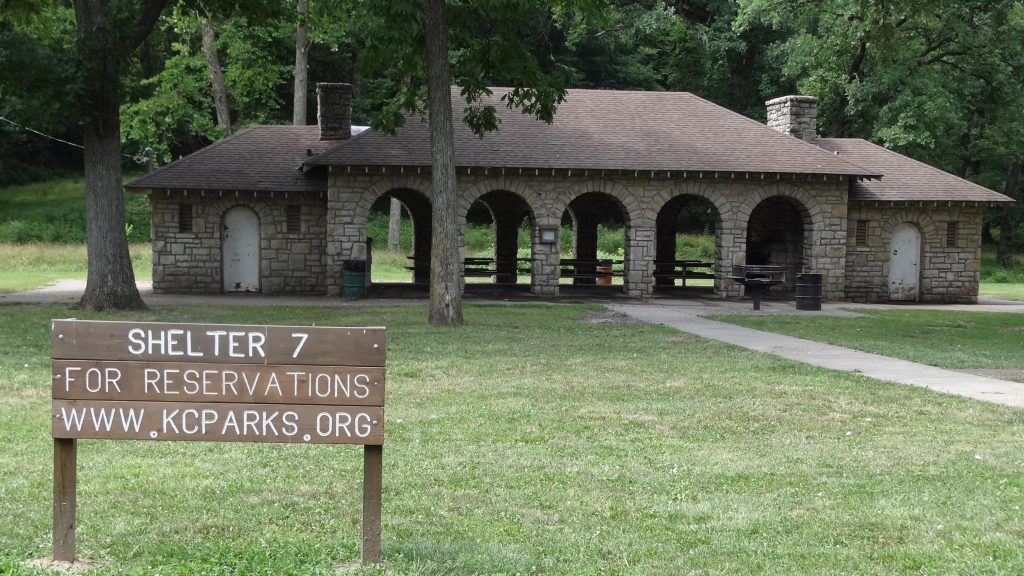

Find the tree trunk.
xmin=388 ymin=198 xmax=402 ymax=250
xmin=293 ymin=0 xmax=310 ymax=125
xmin=201 ymin=15 xmax=232 ymax=137
xmin=996 ymin=157 xmax=1021 ymax=268
xmin=74 ymin=0 xmax=146 ymax=311
xmin=423 ymin=0 xmax=463 ymax=326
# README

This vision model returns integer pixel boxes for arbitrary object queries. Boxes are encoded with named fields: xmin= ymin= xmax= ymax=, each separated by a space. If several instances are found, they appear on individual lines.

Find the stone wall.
xmin=149 ymin=191 xmax=327 ymax=293
xmin=845 ymin=203 xmax=982 ymax=303
xmin=326 ymin=170 xmax=849 ymax=299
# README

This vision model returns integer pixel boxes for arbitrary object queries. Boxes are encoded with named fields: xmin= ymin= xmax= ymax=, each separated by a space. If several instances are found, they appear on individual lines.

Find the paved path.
xmin=6 ymin=280 xmax=1023 ymax=407
xmin=608 ymin=301 xmax=1024 ymax=408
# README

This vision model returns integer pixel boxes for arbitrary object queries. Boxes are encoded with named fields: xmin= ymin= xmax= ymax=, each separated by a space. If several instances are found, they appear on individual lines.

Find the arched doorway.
xmin=562 ymin=192 xmax=628 ymax=290
xmin=745 ymin=196 xmax=811 ymax=293
xmin=222 ymin=205 xmax=260 ymax=292
xmin=367 ymin=189 xmax=432 ymax=285
xmin=654 ymin=194 xmax=719 ymax=292
xmin=465 ymin=190 xmax=533 ymax=287
xmin=888 ymin=223 xmax=921 ymax=301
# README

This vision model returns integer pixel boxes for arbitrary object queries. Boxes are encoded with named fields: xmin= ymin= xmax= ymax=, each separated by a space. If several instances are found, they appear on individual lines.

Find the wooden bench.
xmin=653 ymin=260 xmax=715 ymax=286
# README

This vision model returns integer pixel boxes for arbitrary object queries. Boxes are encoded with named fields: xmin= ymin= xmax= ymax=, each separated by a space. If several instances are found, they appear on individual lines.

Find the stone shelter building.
xmin=126 ymin=84 xmax=1013 ymax=303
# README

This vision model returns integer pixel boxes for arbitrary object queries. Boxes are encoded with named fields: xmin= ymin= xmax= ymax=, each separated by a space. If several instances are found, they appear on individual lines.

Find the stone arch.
xmin=550 ymin=179 xmax=642 ymax=227
xmin=734 ymin=184 xmax=826 ymax=232
xmin=744 ymin=194 xmax=814 ymax=292
xmin=878 ymin=208 xmax=938 ymax=240
xmin=464 ymin=190 xmax=535 ymax=285
xmin=360 ymin=187 xmax=432 ymax=284
xmin=560 ymin=191 xmax=631 ymax=289
xmin=653 ymin=193 xmax=721 ymax=290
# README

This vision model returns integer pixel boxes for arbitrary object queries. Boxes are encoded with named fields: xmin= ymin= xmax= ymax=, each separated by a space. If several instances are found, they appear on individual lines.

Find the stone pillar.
xmin=766 ymin=95 xmax=818 ymax=142
xmin=717 ymin=223 xmax=745 ymax=298
xmin=325 ymin=174 xmax=364 ymax=297
xmin=654 ymin=209 xmax=677 ymax=287
xmin=624 ymin=224 xmax=655 ymax=298
xmin=494 ymin=215 xmax=521 ymax=284
xmin=573 ymin=212 xmax=599 ymax=285
xmin=531 ymin=217 xmax=560 ymax=297
xmin=411 ymin=211 xmax=431 ymax=284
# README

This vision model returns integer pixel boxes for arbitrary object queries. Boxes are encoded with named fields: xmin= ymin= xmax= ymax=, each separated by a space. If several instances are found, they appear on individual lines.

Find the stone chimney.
xmin=766 ymin=95 xmax=818 ymax=141
xmin=317 ymin=82 xmax=352 ymax=141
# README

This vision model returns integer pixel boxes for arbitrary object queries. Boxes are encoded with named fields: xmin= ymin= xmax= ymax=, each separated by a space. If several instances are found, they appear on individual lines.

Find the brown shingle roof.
xmin=307 ymin=88 xmax=876 ymax=177
xmin=817 ymin=138 xmax=1013 ymax=203
xmin=126 ymin=126 xmax=329 ymax=193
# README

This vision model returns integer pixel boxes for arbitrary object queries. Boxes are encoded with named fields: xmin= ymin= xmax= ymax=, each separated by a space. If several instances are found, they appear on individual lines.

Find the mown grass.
xmin=0 ymin=244 xmax=152 ymax=293
xmin=980 ymin=282 xmax=1024 ymax=301
xmin=714 ymin=309 xmax=1024 ymax=370
xmin=2 ymin=303 xmax=1024 ymax=575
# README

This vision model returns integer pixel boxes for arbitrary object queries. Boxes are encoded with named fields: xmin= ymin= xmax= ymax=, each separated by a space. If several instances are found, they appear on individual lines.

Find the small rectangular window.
xmin=946 ymin=221 xmax=959 ymax=247
xmin=286 ymin=205 xmax=302 ymax=234
xmin=178 ymin=204 xmax=193 ymax=233
xmin=855 ymin=219 xmax=868 ymax=247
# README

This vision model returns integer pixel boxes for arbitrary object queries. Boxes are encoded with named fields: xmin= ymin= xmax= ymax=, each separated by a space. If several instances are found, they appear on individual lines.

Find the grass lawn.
xmin=980 ymin=282 xmax=1024 ymax=301
xmin=2 ymin=303 xmax=1024 ymax=575
xmin=0 ymin=244 xmax=152 ymax=293
xmin=713 ymin=309 xmax=1024 ymax=370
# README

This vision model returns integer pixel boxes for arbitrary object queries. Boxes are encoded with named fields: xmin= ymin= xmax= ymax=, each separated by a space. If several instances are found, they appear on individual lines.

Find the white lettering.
xmin=228 ymin=332 xmax=246 ymax=357
xmin=290 ymin=332 xmax=309 ymax=358
xmin=353 ymin=373 xmax=370 ymax=399
xmin=63 ymin=366 xmax=81 ymax=393
xmin=60 ymin=406 xmax=87 ymax=431
xmin=90 ymin=406 xmax=116 ymax=432
xmin=221 ymin=411 xmax=240 ymax=435
xmin=120 ymin=408 xmax=144 ymax=432
xmin=144 ymin=368 xmax=160 ymax=393
xmin=354 ymin=412 xmax=372 ymax=438
xmin=243 ymin=410 xmax=260 ymax=435
xmin=281 ymin=411 xmax=299 ymax=436
xmin=162 ymin=409 xmax=180 ymax=433
xmin=206 ymin=330 xmax=227 ymax=356
xmin=249 ymin=332 xmax=266 ymax=358
xmin=201 ymin=409 xmax=218 ymax=433
xmin=166 ymin=329 xmax=185 ymax=356
xmin=186 ymin=330 xmax=203 ymax=357
xmin=127 ymin=328 xmax=146 ymax=355
xmin=316 ymin=412 xmax=332 ymax=437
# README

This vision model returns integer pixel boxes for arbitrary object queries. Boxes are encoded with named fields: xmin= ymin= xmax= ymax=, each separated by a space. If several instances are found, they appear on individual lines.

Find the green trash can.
xmin=342 ymin=260 xmax=367 ymax=299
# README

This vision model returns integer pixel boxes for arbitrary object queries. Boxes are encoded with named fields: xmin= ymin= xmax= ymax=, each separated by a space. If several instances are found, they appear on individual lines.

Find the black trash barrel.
xmin=795 ymin=272 xmax=822 ymax=311
xmin=342 ymin=260 xmax=367 ymax=299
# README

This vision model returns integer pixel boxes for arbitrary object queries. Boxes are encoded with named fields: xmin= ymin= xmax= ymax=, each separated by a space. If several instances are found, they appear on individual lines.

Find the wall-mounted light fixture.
xmin=539 ymin=226 xmax=558 ymax=244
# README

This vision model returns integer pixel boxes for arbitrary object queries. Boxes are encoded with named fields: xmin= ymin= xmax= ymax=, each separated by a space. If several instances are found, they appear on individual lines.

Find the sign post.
xmin=50 ymin=319 xmax=386 ymax=565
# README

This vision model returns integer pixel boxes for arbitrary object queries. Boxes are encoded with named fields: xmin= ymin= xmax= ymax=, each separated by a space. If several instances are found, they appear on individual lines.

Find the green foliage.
xmin=0 ymin=177 xmax=151 ymax=243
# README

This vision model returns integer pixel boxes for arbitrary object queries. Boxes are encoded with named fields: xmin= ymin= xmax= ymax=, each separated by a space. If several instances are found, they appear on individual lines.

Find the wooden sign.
xmin=51 ymin=319 xmax=385 ymax=566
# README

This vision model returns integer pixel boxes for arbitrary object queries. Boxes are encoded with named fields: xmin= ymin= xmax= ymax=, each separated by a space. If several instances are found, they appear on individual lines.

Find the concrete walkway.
xmin=6 ymin=279 xmax=1023 ymax=408
xmin=608 ymin=301 xmax=1024 ymax=408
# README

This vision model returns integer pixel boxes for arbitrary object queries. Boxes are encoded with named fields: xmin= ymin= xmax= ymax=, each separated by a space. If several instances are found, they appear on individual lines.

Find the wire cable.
xmin=0 ymin=115 xmax=148 ymax=163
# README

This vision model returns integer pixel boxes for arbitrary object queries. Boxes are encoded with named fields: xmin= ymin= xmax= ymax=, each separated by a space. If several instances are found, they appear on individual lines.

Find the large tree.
xmin=355 ymin=0 xmax=599 ymax=325
xmin=74 ymin=0 xmax=168 ymax=310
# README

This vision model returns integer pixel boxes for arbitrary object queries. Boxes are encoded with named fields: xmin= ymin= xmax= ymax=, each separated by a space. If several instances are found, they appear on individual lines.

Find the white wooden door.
xmin=888 ymin=223 xmax=920 ymax=301
xmin=222 ymin=206 xmax=260 ymax=292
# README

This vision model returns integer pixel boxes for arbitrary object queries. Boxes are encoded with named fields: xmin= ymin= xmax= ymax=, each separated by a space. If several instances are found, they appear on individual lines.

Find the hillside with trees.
xmin=1 ymin=0 xmax=1021 ymax=306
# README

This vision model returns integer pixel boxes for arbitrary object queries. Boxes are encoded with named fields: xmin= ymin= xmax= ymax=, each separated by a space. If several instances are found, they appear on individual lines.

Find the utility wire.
xmin=0 ymin=115 xmax=148 ymax=163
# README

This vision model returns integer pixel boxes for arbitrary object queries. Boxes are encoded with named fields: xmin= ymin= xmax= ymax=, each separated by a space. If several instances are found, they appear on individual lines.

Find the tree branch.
xmin=127 ymin=0 xmax=169 ymax=52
